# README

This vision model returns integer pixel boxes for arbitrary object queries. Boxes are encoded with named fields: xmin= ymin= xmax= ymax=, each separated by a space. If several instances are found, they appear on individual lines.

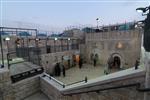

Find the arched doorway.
xmin=107 ymin=53 xmax=122 ymax=69
xmin=112 ymin=56 xmax=121 ymax=69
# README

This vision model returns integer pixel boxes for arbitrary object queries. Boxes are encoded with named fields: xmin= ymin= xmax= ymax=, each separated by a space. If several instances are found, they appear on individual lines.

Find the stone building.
xmin=83 ymin=28 xmax=142 ymax=69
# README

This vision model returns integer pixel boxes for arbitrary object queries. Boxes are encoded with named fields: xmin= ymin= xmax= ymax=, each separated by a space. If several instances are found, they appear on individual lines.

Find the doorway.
xmin=112 ymin=56 xmax=121 ymax=69
xmin=108 ymin=53 xmax=122 ymax=69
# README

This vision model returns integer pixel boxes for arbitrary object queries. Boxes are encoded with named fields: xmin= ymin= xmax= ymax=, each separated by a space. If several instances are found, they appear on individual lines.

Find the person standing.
xmin=57 ymin=63 xmax=61 ymax=76
xmin=135 ymin=59 xmax=140 ymax=70
xmin=55 ymin=63 xmax=61 ymax=76
xmin=62 ymin=65 xmax=66 ymax=77
xmin=93 ymin=57 xmax=97 ymax=67
xmin=79 ymin=57 xmax=83 ymax=69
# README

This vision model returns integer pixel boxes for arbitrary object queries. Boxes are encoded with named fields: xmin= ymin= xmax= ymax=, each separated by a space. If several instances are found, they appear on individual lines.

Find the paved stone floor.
xmin=23 ymin=92 xmax=50 ymax=100
xmin=54 ymin=64 xmax=106 ymax=84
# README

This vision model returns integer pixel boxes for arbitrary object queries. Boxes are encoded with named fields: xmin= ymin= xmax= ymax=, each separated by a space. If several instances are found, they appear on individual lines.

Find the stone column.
xmin=144 ymin=52 xmax=150 ymax=100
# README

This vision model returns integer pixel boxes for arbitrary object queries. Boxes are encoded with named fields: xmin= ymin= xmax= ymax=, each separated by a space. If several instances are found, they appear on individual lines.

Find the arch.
xmin=107 ymin=53 xmax=124 ymax=69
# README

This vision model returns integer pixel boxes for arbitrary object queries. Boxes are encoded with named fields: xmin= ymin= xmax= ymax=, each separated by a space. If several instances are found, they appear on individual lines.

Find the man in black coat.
xmin=62 ymin=65 xmax=66 ymax=77
xmin=79 ymin=58 xmax=83 ymax=69
xmin=55 ymin=63 xmax=61 ymax=76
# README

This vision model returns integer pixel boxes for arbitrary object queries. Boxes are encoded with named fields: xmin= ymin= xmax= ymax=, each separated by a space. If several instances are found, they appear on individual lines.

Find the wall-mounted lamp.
xmin=35 ymin=38 xmax=40 ymax=41
xmin=68 ymin=38 xmax=70 ymax=41
xmin=117 ymin=42 xmax=123 ymax=49
xmin=55 ymin=37 xmax=58 ymax=41
xmin=136 ymin=6 xmax=150 ymax=15
xmin=136 ymin=5 xmax=150 ymax=52
xmin=5 ymin=37 xmax=10 ymax=41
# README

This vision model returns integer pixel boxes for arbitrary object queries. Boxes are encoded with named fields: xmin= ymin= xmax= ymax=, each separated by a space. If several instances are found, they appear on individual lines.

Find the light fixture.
xmin=54 ymin=37 xmax=58 ymax=41
xmin=136 ymin=6 xmax=150 ymax=13
xmin=117 ymin=42 xmax=123 ymax=49
xmin=68 ymin=38 xmax=70 ymax=40
xmin=35 ymin=38 xmax=40 ymax=41
xmin=136 ymin=7 xmax=146 ymax=13
xmin=136 ymin=5 xmax=150 ymax=52
xmin=96 ymin=18 xmax=100 ymax=29
xmin=5 ymin=37 xmax=10 ymax=41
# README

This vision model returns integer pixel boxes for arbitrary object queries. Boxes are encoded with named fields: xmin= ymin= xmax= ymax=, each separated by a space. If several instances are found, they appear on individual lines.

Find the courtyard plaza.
xmin=54 ymin=63 xmax=122 ymax=85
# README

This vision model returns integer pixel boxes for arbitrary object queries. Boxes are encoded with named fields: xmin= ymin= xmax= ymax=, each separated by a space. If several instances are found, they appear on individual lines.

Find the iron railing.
xmin=43 ymin=73 xmax=66 ymax=88
xmin=65 ymin=77 xmax=87 ymax=87
xmin=42 ymin=73 xmax=87 ymax=88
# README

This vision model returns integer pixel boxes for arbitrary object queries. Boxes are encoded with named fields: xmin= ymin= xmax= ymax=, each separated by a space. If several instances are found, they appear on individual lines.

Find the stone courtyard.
xmin=54 ymin=64 xmax=120 ymax=84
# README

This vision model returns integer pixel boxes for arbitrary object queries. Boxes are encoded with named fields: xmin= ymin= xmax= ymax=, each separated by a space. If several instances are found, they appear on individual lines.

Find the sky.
xmin=0 ymin=0 xmax=150 ymax=32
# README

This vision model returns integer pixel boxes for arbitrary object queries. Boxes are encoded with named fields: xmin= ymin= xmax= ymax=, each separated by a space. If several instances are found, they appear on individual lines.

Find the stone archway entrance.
xmin=108 ymin=53 xmax=122 ymax=69
xmin=112 ymin=56 xmax=121 ymax=69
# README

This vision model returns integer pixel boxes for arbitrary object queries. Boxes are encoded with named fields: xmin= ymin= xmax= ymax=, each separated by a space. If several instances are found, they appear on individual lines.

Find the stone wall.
xmin=40 ymin=77 xmax=62 ymax=100
xmin=12 ymin=75 xmax=41 ymax=100
xmin=0 ymin=68 xmax=41 ymax=100
xmin=40 ymin=68 xmax=146 ymax=100
xmin=0 ymin=69 xmax=14 ymax=100
xmin=40 ymin=50 xmax=79 ymax=75
xmin=84 ymin=29 xmax=142 ymax=68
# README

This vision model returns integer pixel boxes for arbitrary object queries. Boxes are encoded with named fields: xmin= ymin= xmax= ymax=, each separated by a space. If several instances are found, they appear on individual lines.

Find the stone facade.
xmin=84 ymin=29 xmax=142 ymax=68
xmin=40 ymin=50 xmax=79 ymax=75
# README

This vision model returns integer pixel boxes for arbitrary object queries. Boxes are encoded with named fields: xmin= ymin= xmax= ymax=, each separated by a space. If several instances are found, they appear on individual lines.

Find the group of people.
xmin=54 ymin=63 xmax=66 ymax=77
xmin=54 ymin=55 xmax=98 ymax=77
xmin=91 ymin=53 xmax=98 ymax=67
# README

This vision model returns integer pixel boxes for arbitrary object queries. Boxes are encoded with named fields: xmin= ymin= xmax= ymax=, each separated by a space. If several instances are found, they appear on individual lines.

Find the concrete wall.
xmin=84 ymin=29 xmax=142 ymax=68
xmin=40 ymin=68 xmax=146 ymax=100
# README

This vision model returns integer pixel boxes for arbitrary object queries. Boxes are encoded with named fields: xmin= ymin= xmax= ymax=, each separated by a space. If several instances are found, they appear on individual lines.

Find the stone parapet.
xmin=12 ymin=75 xmax=41 ymax=100
xmin=40 ymin=68 xmax=146 ymax=100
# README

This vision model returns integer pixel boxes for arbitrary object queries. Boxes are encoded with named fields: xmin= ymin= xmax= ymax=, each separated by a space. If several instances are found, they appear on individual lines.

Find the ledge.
xmin=40 ymin=67 xmax=146 ymax=93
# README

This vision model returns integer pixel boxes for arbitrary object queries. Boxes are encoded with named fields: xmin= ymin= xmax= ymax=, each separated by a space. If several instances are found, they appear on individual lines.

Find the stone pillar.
xmin=144 ymin=52 xmax=150 ymax=100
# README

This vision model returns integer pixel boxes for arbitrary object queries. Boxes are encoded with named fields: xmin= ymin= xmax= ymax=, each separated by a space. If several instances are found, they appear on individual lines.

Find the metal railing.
xmin=42 ymin=73 xmax=88 ymax=88
xmin=65 ymin=77 xmax=87 ymax=87
xmin=43 ymin=73 xmax=66 ymax=88
xmin=7 ymin=51 xmax=26 ymax=68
